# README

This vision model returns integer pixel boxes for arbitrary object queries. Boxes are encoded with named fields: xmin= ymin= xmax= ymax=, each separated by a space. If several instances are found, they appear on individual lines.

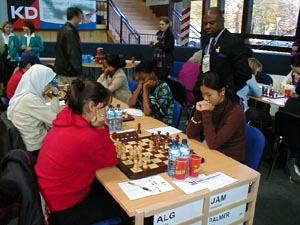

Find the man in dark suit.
xmin=193 ymin=7 xmax=252 ymax=101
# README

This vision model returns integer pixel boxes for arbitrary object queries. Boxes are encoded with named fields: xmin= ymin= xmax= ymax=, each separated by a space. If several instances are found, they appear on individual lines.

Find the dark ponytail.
xmin=68 ymin=79 xmax=111 ymax=114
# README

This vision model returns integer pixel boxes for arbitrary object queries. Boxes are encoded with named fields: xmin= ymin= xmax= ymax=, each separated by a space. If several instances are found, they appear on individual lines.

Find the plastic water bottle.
xmin=168 ymin=140 xmax=180 ymax=178
xmin=51 ymin=75 xmax=58 ymax=87
xmin=180 ymin=139 xmax=191 ymax=174
xmin=106 ymin=105 xmax=115 ymax=132
xmin=115 ymin=104 xmax=123 ymax=131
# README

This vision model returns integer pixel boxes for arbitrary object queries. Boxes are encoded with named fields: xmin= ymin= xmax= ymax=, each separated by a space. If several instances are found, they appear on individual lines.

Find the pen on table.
xmin=198 ymin=173 xmax=221 ymax=182
xmin=128 ymin=181 xmax=152 ymax=192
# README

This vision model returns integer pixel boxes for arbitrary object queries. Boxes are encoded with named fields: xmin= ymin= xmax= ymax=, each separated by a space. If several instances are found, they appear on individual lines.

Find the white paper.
xmin=262 ymin=97 xmax=287 ymax=107
xmin=173 ymin=172 xmax=237 ymax=194
xmin=146 ymin=126 xmax=182 ymax=136
xmin=45 ymin=100 xmax=66 ymax=106
xmin=123 ymin=108 xmax=144 ymax=116
xmin=118 ymin=175 xmax=175 ymax=200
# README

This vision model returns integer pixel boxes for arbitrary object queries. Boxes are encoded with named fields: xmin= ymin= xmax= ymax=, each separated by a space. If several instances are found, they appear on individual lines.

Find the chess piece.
xmin=137 ymin=123 xmax=142 ymax=134
xmin=142 ymin=160 xmax=148 ymax=169
xmin=121 ymin=147 xmax=127 ymax=160
xmin=133 ymin=158 xmax=139 ymax=171
xmin=124 ymin=111 xmax=128 ymax=119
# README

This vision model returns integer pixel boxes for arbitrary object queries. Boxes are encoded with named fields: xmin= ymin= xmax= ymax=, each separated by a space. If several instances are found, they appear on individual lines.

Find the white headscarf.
xmin=7 ymin=64 xmax=56 ymax=120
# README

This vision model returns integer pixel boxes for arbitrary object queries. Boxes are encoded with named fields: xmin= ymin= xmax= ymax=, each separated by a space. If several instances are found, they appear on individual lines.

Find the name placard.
xmin=153 ymin=199 xmax=204 ymax=225
xmin=208 ymin=204 xmax=247 ymax=225
xmin=209 ymin=184 xmax=249 ymax=211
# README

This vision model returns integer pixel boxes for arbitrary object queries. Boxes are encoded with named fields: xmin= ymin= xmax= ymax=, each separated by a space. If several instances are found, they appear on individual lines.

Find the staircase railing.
xmin=107 ymin=0 xmax=140 ymax=43
xmin=103 ymin=0 xmax=201 ymax=46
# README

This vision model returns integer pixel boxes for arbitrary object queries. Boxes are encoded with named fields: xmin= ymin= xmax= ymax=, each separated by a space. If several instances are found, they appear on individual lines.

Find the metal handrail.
xmin=172 ymin=9 xmax=201 ymax=46
xmin=107 ymin=0 xmax=140 ymax=43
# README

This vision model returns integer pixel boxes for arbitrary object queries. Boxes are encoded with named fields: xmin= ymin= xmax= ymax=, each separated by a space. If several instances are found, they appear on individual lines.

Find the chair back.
xmin=0 ymin=111 xmax=26 ymax=159
xmin=128 ymin=80 xmax=138 ymax=93
xmin=275 ymin=110 xmax=300 ymax=150
xmin=166 ymin=77 xmax=187 ymax=106
xmin=0 ymin=149 xmax=44 ymax=225
xmin=245 ymin=124 xmax=266 ymax=170
xmin=172 ymin=100 xmax=182 ymax=128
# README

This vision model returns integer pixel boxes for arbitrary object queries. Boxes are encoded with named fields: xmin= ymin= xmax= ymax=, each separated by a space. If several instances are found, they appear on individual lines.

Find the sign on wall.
xmin=7 ymin=0 xmax=96 ymax=30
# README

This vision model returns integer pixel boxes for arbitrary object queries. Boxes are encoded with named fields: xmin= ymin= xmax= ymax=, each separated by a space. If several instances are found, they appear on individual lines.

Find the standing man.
xmin=193 ymin=7 xmax=252 ymax=101
xmin=55 ymin=7 xmax=83 ymax=84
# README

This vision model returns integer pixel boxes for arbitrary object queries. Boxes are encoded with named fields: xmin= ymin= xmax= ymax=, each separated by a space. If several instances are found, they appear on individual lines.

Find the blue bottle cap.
xmin=182 ymin=139 xmax=187 ymax=145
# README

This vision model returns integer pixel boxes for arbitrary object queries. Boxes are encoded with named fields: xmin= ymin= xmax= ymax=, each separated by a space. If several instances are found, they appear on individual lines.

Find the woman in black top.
xmin=150 ymin=16 xmax=175 ymax=81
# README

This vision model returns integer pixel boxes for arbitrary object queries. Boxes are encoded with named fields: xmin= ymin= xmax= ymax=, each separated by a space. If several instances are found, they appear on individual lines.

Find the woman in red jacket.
xmin=35 ymin=79 xmax=131 ymax=225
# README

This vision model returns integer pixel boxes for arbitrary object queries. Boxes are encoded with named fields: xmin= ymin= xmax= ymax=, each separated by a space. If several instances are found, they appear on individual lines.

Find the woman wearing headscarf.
xmin=7 ymin=64 xmax=60 ymax=157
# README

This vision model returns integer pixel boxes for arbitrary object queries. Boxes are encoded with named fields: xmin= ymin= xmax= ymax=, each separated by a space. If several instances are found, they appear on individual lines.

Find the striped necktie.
xmin=209 ymin=38 xmax=216 ymax=54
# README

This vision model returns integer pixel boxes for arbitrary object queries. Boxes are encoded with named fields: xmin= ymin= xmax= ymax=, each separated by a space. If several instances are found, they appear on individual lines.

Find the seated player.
xmin=6 ymin=52 xmax=42 ymax=99
xmin=97 ymin=54 xmax=132 ymax=104
xmin=245 ymin=57 xmax=273 ymax=128
xmin=237 ymin=57 xmax=262 ymax=111
xmin=128 ymin=60 xmax=174 ymax=125
xmin=186 ymin=71 xmax=246 ymax=162
xmin=282 ymin=85 xmax=300 ymax=183
xmin=7 ymin=64 xmax=60 ymax=158
xmin=35 ymin=80 xmax=131 ymax=225
xmin=281 ymin=53 xmax=300 ymax=89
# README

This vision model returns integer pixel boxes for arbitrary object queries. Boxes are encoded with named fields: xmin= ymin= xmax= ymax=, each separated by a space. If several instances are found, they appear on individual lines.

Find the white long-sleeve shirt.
xmin=11 ymin=93 xmax=59 ymax=151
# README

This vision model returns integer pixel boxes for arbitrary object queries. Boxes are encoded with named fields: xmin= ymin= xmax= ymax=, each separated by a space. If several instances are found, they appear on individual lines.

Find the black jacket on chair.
xmin=0 ymin=149 xmax=44 ymax=225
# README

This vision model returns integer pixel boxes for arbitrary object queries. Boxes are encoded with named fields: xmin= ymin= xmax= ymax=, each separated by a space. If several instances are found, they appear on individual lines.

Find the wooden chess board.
xmin=113 ymin=133 xmax=203 ymax=179
xmin=115 ymin=135 xmax=173 ymax=179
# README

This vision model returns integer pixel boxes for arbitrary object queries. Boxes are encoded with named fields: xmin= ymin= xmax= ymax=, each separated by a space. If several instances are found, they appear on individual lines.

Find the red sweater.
xmin=6 ymin=69 xmax=25 ymax=99
xmin=35 ymin=107 xmax=118 ymax=211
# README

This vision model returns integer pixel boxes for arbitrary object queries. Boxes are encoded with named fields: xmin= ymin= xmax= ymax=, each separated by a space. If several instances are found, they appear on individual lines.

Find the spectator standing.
xmin=97 ymin=54 xmax=132 ymax=104
xmin=1 ymin=21 xmax=20 ymax=86
xmin=150 ymin=16 xmax=175 ymax=81
xmin=20 ymin=21 xmax=44 ymax=56
xmin=6 ymin=52 xmax=42 ymax=99
xmin=54 ymin=7 xmax=83 ymax=84
xmin=193 ymin=7 xmax=252 ymax=102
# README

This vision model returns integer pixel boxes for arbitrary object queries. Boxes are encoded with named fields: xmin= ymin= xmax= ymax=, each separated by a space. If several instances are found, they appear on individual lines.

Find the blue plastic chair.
xmin=172 ymin=100 xmax=182 ymax=128
xmin=245 ymin=124 xmax=266 ymax=170
xmin=91 ymin=217 xmax=121 ymax=225
xmin=128 ymin=80 xmax=139 ymax=93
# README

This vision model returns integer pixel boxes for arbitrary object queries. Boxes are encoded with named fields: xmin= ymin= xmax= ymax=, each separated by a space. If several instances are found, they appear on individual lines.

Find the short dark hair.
xmin=67 ymin=7 xmax=83 ymax=20
xmin=135 ymin=60 xmax=157 ymax=74
xmin=68 ymin=79 xmax=111 ymax=114
xmin=105 ymin=54 xmax=126 ymax=70
xmin=23 ymin=21 xmax=35 ymax=33
xmin=200 ymin=71 xmax=237 ymax=103
xmin=291 ymin=53 xmax=300 ymax=67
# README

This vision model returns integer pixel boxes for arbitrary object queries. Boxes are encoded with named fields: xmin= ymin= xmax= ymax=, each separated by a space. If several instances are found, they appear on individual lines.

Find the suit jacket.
xmin=194 ymin=29 xmax=252 ymax=101
xmin=20 ymin=33 xmax=44 ymax=56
